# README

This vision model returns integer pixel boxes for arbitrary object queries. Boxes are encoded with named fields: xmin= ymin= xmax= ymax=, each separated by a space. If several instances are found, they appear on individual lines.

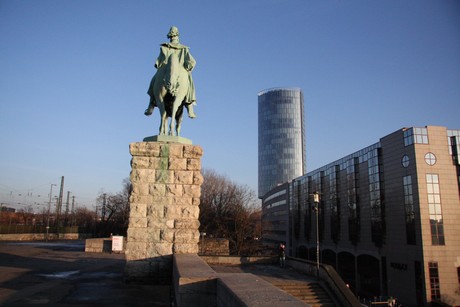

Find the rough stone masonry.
xmin=125 ymin=141 xmax=203 ymax=283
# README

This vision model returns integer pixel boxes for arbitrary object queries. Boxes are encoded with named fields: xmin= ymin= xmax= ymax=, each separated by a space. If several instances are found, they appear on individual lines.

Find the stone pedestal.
xmin=125 ymin=141 xmax=203 ymax=284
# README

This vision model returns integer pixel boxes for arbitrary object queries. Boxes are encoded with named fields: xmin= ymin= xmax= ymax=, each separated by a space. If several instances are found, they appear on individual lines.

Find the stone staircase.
xmin=273 ymin=282 xmax=336 ymax=307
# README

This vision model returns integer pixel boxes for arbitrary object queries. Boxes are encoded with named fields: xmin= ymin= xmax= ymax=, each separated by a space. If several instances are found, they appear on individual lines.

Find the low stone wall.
xmin=85 ymin=238 xmax=112 ymax=253
xmin=201 ymin=255 xmax=277 ymax=265
xmin=173 ymin=254 xmax=306 ymax=307
xmin=199 ymin=238 xmax=229 ymax=255
xmin=173 ymin=253 xmax=218 ymax=306
xmin=0 ymin=233 xmax=84 ymax=241
xmin=84 ymin=237 xmax=126 ymax=253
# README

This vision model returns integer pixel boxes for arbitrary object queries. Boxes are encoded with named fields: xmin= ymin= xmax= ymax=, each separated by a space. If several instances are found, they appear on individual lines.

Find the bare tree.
xmin=96 ymin=178 xmax=131 ymax=236
xmin=17 ymin=205 xmax=34 ymax=225
xmin=74 ymin=206 xmax=95 ymax=228
xmin=199 ymin=169 xmax=261 ymax=255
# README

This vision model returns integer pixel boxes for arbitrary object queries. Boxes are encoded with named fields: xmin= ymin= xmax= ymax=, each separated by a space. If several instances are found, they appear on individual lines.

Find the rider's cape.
xmin=147 ymin=43 xmax=196 ymax=105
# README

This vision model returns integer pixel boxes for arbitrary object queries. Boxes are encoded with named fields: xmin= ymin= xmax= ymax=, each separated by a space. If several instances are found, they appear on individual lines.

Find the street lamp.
xmin=313 ymin=192 xmax=320 ymax=280
xmin=46 ymin=184 xmax=56 ymax=242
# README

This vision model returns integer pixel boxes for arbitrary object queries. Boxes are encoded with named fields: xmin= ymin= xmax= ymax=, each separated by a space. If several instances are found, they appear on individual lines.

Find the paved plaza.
xmin=0 ymin=241 xmax=171 ymax=306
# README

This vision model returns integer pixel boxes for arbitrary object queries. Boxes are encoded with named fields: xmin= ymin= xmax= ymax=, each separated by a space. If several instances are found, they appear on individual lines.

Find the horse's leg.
xmin=169 ymin=99 xmax=180 ymax=136
xmin=161 ymin=112 xmax=168 ymax=135
xmin=156 ymin=96 xmax=167 ymax=135
xmin=176 ymin=114 xmax=182 ymax=136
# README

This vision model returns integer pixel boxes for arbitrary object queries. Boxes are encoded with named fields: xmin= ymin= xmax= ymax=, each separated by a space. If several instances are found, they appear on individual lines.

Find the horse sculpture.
xmin=152 ymin=51 xmax=189 ymax=136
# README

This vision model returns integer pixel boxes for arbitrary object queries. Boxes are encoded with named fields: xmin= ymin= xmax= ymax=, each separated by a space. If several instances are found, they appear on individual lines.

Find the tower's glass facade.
xmin=258 ymin=87 xmax=306 ymax=198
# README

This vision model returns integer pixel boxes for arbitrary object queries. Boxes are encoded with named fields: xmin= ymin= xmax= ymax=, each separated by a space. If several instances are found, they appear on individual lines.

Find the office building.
xmin=261 ymin=126 xmax=460 ymax=306
xmin=258 ymin=87 xmax=306 ymax=199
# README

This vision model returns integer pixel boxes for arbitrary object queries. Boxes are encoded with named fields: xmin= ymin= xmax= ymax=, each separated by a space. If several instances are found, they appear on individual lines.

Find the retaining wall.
xmin=173 ymin=254 xmax=306 ymax=307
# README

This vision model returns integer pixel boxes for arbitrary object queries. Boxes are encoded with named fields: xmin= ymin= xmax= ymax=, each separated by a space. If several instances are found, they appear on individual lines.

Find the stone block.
xmin=156 ymin=169 xmax=174 ymax=184
xmin=146 ymin=204 xmax=164 ymax=219
xmin=161 ymin=229 xmax=175 ymax=243
xmin=129 ymin=203 xmax=147 ymax=218
xmin=164 ymin=204 xmax=181 ymax=219
xmin=149 ymin=183 xmax=166 ymax=196
xmin=174 ymin=170 xmax=193 ymax=184
xmin=192 ymin=197 xmax=201 ymax=206
xmin=187 ymin=158 xmax=201 ymax=170
xmin=175 ymin=219 xmax=200 ymax=229
xmin=183 ymin=185 xmax=201 ymax=198
xmin=128 ymin=217 xmax=148 ymax=229
xmin=132 ymin=183 xmax=149 ymax=196
xmin=130 ymin=169 xmax=141 ymax=182
xmin=125 ymin=241 xmax=147 ymax=260
xmin=166 ymin=184 xmax=184 ymax=197
xmin=174 ymin=229 xmax=199 ymax=243
xmin=147 ymin=217 xmax=167 ymax=229
xmin=173 ymin=243 xmax=199 ymax=254
xmin=129 ymin=194 xmax=153 ymax=204
xmin=183 ymin=144 xmax=203 ymax=158
xmin=192 ymin=171 xmax=204 ymax=185
xmin=166 ymin=219 xmax=175 ymax=228
xmin=147 ymin=242 xmax=173 ymax=256
xmin=159 ymin=143 xmax=171 ymax=157
xmin=131 ymin=156 xmax=150 ymax=169
xmin=129 ymin=142 xmax=161 ymax=157
xmin=181 ymin=206 xmax=200 ymax=219
xmin=165 ymin=143 xmax=184 ymax=158
xmin=170 ymin=196 xmax=194 ymax=206
xmin=138 ymin=169 xmax=156 ymax=182
xmin=148 ymin=157 xmax=165 ymax=169
xmin=169 ymin=157 xmax=187 ymax=170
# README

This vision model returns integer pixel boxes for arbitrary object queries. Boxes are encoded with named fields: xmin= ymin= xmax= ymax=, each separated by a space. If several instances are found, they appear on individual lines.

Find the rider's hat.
xmin=167 ymin=26 xmax=179 ymax=38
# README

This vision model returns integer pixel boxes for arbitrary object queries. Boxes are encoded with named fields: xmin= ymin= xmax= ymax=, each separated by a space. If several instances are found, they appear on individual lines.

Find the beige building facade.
xmin=261 ymin=126 xmax=460 ymax=306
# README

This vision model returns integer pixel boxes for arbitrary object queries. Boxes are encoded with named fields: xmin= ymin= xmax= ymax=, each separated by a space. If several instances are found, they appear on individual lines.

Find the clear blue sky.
xmin=1 ymin=0 xmax=459 ymax=211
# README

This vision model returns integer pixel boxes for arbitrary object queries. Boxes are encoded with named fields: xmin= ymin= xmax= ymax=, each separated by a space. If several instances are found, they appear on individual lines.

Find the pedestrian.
xmin=279 ymin=242 xmax=286 ymax=268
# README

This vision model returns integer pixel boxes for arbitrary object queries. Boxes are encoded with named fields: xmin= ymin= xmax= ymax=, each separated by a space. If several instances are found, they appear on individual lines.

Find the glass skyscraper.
xmin=258 ymin=87 xmax=306 ymax=198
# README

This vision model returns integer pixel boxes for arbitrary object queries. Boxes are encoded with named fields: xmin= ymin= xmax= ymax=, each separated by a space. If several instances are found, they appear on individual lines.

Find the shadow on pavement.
xmin=0 ymin=240 xmax=171 ymax=306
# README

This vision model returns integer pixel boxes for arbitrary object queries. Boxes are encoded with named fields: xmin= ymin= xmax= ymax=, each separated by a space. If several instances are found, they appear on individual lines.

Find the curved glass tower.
xmin=258 ymin=87 xmax=306 ymax=198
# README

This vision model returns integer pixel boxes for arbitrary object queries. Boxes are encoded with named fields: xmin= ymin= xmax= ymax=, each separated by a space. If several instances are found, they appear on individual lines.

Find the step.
xmin=272 ymin=282 xmax=335 ymax=306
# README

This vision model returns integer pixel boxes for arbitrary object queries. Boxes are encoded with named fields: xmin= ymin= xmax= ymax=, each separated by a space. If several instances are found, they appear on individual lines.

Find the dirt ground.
xmin=0 ymin=240 xmax=171 ymax=306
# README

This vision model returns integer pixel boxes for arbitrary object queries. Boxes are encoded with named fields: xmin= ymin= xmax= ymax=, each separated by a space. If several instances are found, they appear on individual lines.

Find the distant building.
xmin=0 ymin=204 xmax=16 ymax=212
xmin=258 ymin=87 xmax=306 ymax=199
xmin=261 ymin=126 xmax=460 ymax=306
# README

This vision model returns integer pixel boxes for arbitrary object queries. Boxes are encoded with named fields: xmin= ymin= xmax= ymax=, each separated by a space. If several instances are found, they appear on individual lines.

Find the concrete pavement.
xmin=0 ymin=241 xmax=171 ymax=306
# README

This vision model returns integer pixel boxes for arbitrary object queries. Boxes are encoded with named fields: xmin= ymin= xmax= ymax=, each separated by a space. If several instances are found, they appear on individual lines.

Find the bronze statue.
xmin=145 ymin=26 xmax=197 ymax=136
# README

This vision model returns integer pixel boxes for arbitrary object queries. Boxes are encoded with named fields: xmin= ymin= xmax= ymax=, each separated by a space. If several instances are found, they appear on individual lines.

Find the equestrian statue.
xmin=144 ymin=26 xmax=197 ymax=136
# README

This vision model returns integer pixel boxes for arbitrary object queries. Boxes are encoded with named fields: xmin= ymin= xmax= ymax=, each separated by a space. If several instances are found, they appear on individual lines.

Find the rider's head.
xmin=167 ymin=26 xmax=179 ymax=39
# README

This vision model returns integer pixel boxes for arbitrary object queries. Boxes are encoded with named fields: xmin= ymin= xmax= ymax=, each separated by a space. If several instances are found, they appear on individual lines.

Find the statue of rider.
xmin=145 ymin=26 xmax=197 ymax=118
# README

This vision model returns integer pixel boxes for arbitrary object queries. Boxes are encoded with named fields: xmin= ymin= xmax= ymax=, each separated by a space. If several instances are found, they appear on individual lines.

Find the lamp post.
xmin=313 ymin=192 xmax=320 ymax=280
xmin=46 ymin=184 xmax=56 ymax=242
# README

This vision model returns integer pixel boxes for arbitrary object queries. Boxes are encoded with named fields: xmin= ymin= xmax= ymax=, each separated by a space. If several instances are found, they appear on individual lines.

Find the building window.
xmin=447 ymin=130 xmax=460 ymax=165
xmin=426 ymin=174 xmax=445 ymax=245
xmin=429 ymin=262 xmax=441 ymax=300
xmin=369 ymin=148 xmax=385 ymax=246
xmin=404 ymin=127 xmax=429 ymax=146
xmin=402 ymin=155 xmax=410 ymax=168
xmin=348 ymin=158 xmax=360 ymax=245
xmin=425 ymin=153 xmax=437 ymax=166
xmin=403 ymin=176 xmax=416 ymax=245
xmin=328 ymin=165 xmax=340 ymax=244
